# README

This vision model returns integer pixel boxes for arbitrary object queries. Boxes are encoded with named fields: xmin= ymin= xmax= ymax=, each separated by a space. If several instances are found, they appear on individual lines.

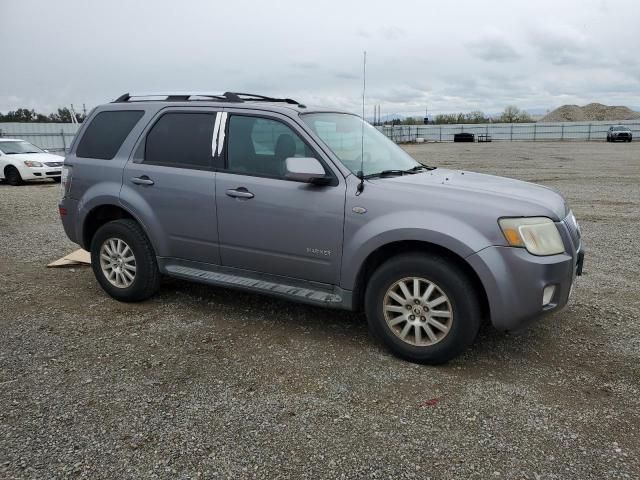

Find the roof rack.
xmin=113 ymin=92 xmax=305 ymax=107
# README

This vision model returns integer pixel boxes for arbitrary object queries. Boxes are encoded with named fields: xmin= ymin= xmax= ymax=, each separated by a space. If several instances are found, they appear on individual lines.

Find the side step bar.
xmin=163 ymin=262 xmax=353 ymax=309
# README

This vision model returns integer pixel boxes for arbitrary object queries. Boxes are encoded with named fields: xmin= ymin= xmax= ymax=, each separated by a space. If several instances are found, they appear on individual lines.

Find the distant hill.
xmin=540 ymin=103 xmax=640 ymax=122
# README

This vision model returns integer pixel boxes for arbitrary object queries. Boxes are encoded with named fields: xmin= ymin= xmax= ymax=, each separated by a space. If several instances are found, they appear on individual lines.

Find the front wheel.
xmin=365 ymin=253 xmax=481 ymax=364
xmin=4 ymin=166 xmax=23 ymax=186
xmin=90 ymin=219 xmax=160 ymax=302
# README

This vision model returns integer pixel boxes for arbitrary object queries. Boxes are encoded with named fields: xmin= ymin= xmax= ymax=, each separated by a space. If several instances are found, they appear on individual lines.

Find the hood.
xmin=369 ymin=168 xmax=568 ymax=220
xmin=3 ymin=152 xmax=64 ymax=164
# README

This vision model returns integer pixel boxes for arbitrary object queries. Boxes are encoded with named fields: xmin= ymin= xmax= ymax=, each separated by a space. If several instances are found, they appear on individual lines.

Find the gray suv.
xmin=59 ymin=92 xmax=584 ymax=363
xmin=606 ymin=125 xmax=633 ymax=142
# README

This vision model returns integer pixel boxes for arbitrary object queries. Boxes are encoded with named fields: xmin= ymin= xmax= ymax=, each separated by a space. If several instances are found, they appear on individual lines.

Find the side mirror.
xmin=285 ymin=157 xmax=330 ymax=185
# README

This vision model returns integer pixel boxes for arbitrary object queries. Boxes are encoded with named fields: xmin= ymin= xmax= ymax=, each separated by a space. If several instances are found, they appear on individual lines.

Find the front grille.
xmin=46 ymin=171 xmax=61 ymax=176
xmin=44 ymin=161 xmax=63 ymax=167
xmin=564 ymin=212 xmax=581 ymax=249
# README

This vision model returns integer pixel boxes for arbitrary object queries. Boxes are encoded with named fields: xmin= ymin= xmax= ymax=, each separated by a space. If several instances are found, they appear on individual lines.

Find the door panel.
xmin=216 ymin=172 xmax=345 ymax=284
xmin=215 ymin=112 xmax=346 ymax=285
xmin=123 ymin=163 xmax=219 ymax=264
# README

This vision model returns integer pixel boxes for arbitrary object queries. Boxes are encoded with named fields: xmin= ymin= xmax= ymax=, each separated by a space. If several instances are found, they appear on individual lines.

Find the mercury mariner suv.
xmin=58 ymin=92 xmax=585 ymax=363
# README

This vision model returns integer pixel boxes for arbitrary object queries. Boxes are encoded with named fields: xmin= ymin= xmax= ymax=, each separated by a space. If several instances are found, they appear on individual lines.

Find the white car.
xmin=0 ymin=138 xmax=64 ymax=185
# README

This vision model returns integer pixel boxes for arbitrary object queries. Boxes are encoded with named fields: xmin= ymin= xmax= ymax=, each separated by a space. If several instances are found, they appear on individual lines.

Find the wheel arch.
xmin=3 ymin=163 xmax=21 ymax=176
xmin=352 ymin=240 xmax=490 ymax=320
xmin=82 ymin=204 xmax=137 ymax=250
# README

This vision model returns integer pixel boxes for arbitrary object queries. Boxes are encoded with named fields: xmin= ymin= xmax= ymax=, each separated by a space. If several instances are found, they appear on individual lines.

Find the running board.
xmin=161 ymin=261 xmax=353 ymax=309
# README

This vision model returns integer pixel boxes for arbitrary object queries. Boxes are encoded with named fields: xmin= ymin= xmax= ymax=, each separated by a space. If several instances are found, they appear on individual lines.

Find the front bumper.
xmin=467 ymin=244 xmax=583 ymax=331
xmin=21 ymin=165 xmax=62 ymax=180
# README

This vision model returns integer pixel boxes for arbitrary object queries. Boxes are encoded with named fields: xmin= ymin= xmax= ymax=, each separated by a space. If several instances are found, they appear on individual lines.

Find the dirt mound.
xmin=540 ymin=103 xmax=640 ymax=122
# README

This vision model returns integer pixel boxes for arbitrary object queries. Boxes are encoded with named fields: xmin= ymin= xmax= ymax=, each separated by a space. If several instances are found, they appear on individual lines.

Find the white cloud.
xmin=467 ymin=33 xmax=521 ymax=62
xmin=1 ymin=0 xmax=639 ymax=116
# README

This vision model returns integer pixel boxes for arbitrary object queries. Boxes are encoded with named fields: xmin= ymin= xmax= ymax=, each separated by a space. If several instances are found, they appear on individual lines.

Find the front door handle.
xmin=226 ymin=188 xmax=254 ymax=199
xmin=131 ymin=176 xmax=154 ymax=186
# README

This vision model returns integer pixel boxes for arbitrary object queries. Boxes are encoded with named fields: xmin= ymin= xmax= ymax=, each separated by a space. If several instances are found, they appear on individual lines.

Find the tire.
xmin=52 ymin=177 xmax=62 ymax=183
xmin=365 ymin=253 xmax=481 ymax=364
xmin=4 ymin=166 xmax=23 ymax=186
xmin=90 ymin=219 xmax=160 ymax=302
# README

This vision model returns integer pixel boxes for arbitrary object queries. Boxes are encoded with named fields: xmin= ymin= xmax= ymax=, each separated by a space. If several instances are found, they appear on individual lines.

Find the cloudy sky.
xmin=2 ymin=0 xmax=639 ymax=117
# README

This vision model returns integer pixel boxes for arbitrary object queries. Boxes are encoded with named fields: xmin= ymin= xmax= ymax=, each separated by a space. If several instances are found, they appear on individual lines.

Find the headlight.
xmin=23 ymin=160 xmax=43 ymax=168
xmin=499 ymin=217 xmax=565 ymax=256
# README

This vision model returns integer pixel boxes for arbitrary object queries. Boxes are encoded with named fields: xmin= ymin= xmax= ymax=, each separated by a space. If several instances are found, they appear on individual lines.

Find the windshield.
xmin=0 ymin=141 xmax=44 ymax=154
xmin=613 ymin=126 xmax=630 ymax=131
xmin=301 ymin=113 xmax=423 ymax=176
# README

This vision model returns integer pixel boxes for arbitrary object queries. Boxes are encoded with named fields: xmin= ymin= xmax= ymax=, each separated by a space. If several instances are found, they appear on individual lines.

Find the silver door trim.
xmin=217 ymin=112 xmax=228 ymax=157
xmin=211 ymin=113 xmax=222 ymax=158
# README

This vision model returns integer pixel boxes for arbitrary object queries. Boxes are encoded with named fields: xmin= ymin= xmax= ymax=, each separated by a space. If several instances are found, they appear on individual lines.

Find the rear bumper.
xmin=467 ymin=245 xmax=582 ymax=331
xmin=59 ymin=197 xmax=80 ymax=245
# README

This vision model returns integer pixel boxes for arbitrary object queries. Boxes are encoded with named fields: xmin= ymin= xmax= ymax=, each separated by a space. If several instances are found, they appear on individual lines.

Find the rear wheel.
xmin=90 ymin=219 xmax=160 ymax=302
xmin=5 ymin=166 xmax=22 ymax=186
xmin=365 ymin=253 xmax=481 ymax=364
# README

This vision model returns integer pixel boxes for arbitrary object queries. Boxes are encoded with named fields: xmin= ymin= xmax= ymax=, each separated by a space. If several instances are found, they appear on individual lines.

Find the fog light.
xmin=543 ymin=285 xmax=556 ymax=306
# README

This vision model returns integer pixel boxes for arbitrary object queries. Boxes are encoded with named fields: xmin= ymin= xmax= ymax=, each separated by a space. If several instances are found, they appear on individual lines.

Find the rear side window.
xmin=144 ymin=112 xmax=216 ymax=170
xmin=76 ymin=110 xmax=144 ymax=160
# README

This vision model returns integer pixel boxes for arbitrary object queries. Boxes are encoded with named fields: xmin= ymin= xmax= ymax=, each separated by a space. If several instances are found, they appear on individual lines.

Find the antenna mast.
xmin=357 ymin=51 xmax=366 ymax=195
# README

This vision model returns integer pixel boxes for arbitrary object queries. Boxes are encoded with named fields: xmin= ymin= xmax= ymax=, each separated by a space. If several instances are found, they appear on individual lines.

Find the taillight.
xmin=60 ymin=165 xmax=72 ymax=198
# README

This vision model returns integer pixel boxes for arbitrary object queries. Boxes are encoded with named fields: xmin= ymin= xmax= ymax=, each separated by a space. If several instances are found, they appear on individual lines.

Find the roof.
xmin=107 ymin=92 xmax=353 ymax=116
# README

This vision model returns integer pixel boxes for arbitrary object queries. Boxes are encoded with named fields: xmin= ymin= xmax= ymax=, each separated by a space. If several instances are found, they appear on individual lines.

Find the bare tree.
xmin=500 ymin=106 xmax=532 ymax=123
xmin=500 ymin=105 xmax=521 ymax=123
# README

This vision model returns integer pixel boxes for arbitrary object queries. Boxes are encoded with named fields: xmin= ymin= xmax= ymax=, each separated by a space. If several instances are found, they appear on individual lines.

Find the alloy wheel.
xmin=99 ymin=238 xmax=137 ymax=288
xmin=383 ymin=277 xmax=453 ymax=346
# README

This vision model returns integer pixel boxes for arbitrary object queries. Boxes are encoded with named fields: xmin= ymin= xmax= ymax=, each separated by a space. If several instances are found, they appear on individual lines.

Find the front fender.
xmin=340 ymin=209 xmax=494 ymax=290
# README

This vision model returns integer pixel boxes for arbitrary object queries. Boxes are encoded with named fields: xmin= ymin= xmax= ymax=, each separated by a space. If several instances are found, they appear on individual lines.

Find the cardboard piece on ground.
xmin=48 ymin=249 xmax=91 ymax=268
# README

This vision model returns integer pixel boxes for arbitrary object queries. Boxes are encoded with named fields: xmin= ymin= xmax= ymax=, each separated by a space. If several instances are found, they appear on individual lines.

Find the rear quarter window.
xmin=76 ymin=110 xmax=144 ymax=159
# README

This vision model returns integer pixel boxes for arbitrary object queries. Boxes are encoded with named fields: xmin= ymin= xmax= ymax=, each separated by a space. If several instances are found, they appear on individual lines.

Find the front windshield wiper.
xmin=364 ymin=169 xmax=407 ymax=179
xmin=364 ymin=164 xmax=436 ymax=179
xmin=406 ymin=165 xmax=436 ymax=172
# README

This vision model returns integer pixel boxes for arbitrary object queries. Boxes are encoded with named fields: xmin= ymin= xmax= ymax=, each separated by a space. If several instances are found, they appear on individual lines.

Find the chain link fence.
xmin=1 ymin=120 xmax=637 ymax=154
xmin=379 ymin=120 xmax=639 ymax=143
xmin=0 ymin=122 xmax=81 ymax=154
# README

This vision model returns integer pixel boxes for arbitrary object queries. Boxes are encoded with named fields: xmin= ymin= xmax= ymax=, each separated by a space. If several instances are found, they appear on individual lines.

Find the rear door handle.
xmin=226 ymin=187 xmax=254 ymax=199
xmin=131 ymin=176 xmax=154 ymax=186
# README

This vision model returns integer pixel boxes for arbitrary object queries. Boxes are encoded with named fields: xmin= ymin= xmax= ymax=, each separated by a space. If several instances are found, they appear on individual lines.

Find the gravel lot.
xmin=1 ymin=141 xmax=639 ymax=479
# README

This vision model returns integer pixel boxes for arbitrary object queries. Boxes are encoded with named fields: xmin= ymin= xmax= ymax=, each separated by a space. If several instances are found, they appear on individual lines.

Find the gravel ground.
xmin=1 ymin=141 xmax=639 ymax=479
